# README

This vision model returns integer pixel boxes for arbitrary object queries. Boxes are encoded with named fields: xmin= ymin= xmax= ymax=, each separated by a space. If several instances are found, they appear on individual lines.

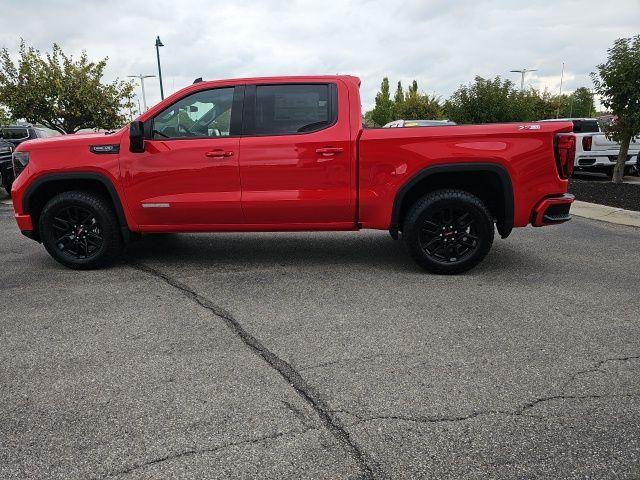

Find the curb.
xmin=572 ymin=200 xmax=640 ymax=228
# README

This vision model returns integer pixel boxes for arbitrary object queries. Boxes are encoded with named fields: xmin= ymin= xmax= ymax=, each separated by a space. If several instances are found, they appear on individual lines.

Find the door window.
xmin=152 ymin=87 xmax=234 ymax=139
xmin=253 ymin=84 xmax=335 ymax=135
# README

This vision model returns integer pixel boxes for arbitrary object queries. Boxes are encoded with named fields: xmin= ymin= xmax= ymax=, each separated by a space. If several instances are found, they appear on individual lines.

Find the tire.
xmin=402 ymin=189 xmax=494 ymax=274
xmin=39 ymin=191 xmax=123 ymax=269
xmin=2 ymin=175 xmax=12 ymax=198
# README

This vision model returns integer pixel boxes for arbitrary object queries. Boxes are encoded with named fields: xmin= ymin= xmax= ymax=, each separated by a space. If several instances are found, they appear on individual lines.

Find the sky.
xmin=1 ymin=0 xmax=638 ymax=112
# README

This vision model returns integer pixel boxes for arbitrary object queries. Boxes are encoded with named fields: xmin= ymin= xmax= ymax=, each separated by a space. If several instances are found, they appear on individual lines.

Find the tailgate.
xmin=591 ymin=133 xmax=640 ymax=152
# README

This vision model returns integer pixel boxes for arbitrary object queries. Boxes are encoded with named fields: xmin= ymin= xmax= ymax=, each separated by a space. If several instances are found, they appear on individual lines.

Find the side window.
xmin=254 ymin=84 xmax=335 ymax=135
xmin=152 ymin=87 xmax=234 ymax=139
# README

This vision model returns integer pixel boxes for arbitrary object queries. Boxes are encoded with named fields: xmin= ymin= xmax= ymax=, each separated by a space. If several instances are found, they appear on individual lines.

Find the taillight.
xmin=554 ymin=134 xmax=575 ymax=179
xmin=582 ymin=136 xmax=592 ymax=151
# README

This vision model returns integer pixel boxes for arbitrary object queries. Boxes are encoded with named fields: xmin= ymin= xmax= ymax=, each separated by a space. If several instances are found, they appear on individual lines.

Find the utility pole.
xmin=510 ymin=68 xmax=537 ymax=90
xmin=155 ymin=36 xmax=165 ymax=100
xmin=128 ymin=74 xmax=155 ymax=111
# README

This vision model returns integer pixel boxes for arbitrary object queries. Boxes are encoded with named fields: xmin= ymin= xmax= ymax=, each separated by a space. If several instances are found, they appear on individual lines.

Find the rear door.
xmin=238 ymin=82 xmax=354 ymax=225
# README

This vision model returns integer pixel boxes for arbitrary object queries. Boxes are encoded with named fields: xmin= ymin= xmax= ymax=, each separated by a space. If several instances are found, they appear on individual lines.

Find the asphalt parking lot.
xmin=1 ymin=194 xmax=639 ymax=479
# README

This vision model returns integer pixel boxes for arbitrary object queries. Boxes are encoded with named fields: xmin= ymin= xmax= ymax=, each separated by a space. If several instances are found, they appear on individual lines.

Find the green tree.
xmin=397 ymin=80 xmax=443 ymax=120
xmin=445 ymin=76 xmax=524 ymax=124
xmin=0 ymin=105 xmax=10 ymax=125
xmin=592 ymin=35 xmax=640 ymax=183
xmin=564 ymin=87 xmax=595 ymax=117
xmin=392 ymin=80 xmax=404 ymax=119
xmin=0 ymin=41 xmax=134 ymax=134
xmin=370 ymin=77 xmax=394 ymax=127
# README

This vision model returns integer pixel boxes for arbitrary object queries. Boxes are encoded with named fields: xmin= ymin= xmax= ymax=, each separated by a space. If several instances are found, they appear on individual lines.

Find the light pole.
xmin=510 ymin=68 xmax=537 ymax=90
xmin=128 ymin=74 xmax=155 ymax=111
xmin=155 ymin=36 xmax=165 ymax=100
xmin=557 ymin=62 xmax=565 ymax=118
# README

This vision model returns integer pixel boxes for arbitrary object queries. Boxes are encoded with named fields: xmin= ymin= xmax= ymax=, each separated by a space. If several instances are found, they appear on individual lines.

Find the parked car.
xmin=538 ymin=118 xmax=639 ymax=178
xmin=10 ymin=75 xmax=575 ymax=273
xmin=0 ymin=125 xmax=51 ymax=195
xmin=383 ymin=119 xmax=457 ymax=128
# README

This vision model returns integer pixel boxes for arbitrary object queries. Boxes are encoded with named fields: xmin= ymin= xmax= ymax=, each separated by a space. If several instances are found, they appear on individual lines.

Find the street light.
xmin=128 ymin=74 xmax=156 ymax=111
xmin=155 ymin=36 xmax=165 ymax=100
xmin=510 ymin=68 xmax=537 ymax=90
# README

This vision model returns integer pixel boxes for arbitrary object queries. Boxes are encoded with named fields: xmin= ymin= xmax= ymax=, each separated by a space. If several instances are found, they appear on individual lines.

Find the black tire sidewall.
xmin=403 ymin=190 xmax=494 ymax=274
xmin=39 ymin=191 xmax=122 ymax=269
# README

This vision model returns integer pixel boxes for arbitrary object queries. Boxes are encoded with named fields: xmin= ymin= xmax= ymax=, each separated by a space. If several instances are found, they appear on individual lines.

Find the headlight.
xmin=12 ymin=151 xmax=29 ymax=177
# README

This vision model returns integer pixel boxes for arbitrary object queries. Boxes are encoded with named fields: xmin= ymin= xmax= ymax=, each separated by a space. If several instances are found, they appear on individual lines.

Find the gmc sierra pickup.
xmin=10 ymin=75 xmax=575 ymax=273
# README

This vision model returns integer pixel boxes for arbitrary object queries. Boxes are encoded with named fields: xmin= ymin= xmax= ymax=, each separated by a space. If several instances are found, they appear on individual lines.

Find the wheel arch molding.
xmin=22 ymin=172 xmax=132 ymax=242
xmin=389 ymin=162 xmax=514 ymax=240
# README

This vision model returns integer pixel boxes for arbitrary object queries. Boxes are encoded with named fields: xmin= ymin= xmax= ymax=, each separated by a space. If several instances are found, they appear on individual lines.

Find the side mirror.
xmin=129 ymin=120 xmax=145 ymax=153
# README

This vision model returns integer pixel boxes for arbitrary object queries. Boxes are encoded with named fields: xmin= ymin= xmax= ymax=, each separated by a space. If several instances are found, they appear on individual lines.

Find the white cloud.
xmin=0 ymin=0 xmax=637 ymax=112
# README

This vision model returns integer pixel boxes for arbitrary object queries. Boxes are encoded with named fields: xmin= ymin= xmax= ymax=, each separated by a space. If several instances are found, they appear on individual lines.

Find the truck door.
xmin=120 ymin=85 xmax=244 ymax=228
xmin=239 ymin=82 xmax=354 ymax=225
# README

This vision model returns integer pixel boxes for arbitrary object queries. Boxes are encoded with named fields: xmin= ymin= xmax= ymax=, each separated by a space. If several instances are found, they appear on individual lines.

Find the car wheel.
xmin=39 ymin=191 xmax=123 ymax=269
xmin=403 ymin=189 xmax=494 ymax=274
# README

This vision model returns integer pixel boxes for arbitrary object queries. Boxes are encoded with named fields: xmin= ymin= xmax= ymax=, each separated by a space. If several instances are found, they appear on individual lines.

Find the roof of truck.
xmin=193 ymin=74 xmax=361 ymax=86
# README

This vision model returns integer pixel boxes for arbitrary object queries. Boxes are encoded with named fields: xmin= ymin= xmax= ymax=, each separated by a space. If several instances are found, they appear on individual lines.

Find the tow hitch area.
xmin=532 ymin=194 xmax=575 ymax=226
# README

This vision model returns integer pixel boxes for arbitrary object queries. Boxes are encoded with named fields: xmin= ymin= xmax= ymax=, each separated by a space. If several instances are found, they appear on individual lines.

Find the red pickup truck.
xmin=10 ymin=75 xmax=575 ymax=273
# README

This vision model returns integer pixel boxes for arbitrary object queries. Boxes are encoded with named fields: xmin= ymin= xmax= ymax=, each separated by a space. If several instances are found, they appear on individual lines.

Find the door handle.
xmin=205 ymin=150 xmax=234 ymax=158
xmin=315 ymin=147 xmax=344 ymax=156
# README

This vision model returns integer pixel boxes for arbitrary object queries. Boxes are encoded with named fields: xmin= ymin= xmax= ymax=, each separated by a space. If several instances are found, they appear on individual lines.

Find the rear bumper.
xmin=531 ymin=194 xmax=574 ymax=227
xmin=575 ymin=154 xmax=637 ymax=168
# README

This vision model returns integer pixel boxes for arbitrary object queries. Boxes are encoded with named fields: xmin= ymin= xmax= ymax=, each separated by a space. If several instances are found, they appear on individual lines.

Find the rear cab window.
xmin=572 ymin=120 xmax=600 ymax=133
xmin=247 ymin=83 xmax=337 ymax=136
xmin=1 ymin=127 xmax=29 ymax=140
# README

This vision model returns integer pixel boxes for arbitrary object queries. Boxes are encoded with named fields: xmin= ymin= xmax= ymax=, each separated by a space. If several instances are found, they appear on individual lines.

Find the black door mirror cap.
xmin=129 ymin=120 xmax=145 ymax=153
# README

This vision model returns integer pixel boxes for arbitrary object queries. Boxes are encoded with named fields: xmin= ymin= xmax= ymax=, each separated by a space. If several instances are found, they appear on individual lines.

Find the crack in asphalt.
xmin=337 ymin=355 xmax=640 ymax=427
xmin=561 ymin=355 xmax=640 ymax=389
xmin=343 ymin=393 xmax=640 ymax=427
xmin=129 ymin=261 xmax=380 ymax=480
xmin=105 ymin=427 xmax=316 ymax=478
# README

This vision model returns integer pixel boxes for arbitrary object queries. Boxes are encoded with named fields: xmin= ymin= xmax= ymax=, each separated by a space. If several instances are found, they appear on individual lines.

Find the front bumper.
xmin=15 ymin=212 xmax=33 ymax=231
xmin=531 ymin=194 xmax=574 ymax=227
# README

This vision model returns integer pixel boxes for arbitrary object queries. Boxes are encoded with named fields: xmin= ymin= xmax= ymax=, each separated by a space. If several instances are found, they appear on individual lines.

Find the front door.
xmin=239 ymin=82 xmax=354 ymax=225
xmin=121 ymin=86 xmax=244 ymax=228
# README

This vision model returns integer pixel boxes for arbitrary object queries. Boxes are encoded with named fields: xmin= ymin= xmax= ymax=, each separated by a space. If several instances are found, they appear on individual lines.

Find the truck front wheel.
xmin=39 ymin=191 xmax=123 ymax=269
xmin=402 ymin=190 xmax=494 ymax=274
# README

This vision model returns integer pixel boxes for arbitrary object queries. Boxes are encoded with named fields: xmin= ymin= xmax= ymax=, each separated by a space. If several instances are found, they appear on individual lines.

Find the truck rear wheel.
xmin=39 ymin=191 xmax=123 ymax=269
xmin=402 ymin=190 xmax=494 ymax=274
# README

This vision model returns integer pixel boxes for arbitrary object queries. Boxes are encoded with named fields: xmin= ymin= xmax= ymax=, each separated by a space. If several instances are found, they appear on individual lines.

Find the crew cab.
xmin=10 ymin=75 xmax=575 ymax=273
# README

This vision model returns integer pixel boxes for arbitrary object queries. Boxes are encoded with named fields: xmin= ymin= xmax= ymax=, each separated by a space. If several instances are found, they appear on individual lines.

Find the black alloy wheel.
xmin=39 ymin=191 xmax=123 ymax=269
xmin=50 ymin=205 xmax=103 ymax=259
xmin=403 ymin=189 xmax=494 ymax=274
xmin=419 ymin=206 xmax=480 ymax=263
